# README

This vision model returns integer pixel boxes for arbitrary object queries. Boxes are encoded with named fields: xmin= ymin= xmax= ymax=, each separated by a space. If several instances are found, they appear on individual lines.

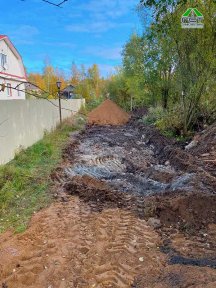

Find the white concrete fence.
xmin=0 ymin=99 xmax=85 ymax=165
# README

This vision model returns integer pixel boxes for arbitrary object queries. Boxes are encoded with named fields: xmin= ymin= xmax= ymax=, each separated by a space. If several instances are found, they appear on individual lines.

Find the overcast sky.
xmin=0 ymin=0 xmax=141 ymax=77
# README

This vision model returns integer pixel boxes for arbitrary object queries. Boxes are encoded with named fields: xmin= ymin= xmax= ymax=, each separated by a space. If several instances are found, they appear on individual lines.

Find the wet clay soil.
xmin=1 ymin=122 xmax=216 ymax=287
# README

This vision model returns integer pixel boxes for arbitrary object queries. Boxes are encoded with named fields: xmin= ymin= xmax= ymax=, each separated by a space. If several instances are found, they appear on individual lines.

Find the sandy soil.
xmin=0 ymin=198 xmax=165 ymax=288
xmin=87 ymin=100 xmax=130 ymax=125
xmin=1 ymin=198 xmax=215 ymax=288
xmin=1 ymin=121 xmax=216 ymax=287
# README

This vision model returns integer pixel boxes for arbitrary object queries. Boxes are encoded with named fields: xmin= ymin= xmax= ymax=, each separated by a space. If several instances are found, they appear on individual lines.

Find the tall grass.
xmin=0 ymin=124 xmax=76 ymax=233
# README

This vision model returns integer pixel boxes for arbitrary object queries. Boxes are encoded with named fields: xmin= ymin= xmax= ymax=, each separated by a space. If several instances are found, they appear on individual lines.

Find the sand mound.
xmin=88 ymin=99 xmax=130 ymax=125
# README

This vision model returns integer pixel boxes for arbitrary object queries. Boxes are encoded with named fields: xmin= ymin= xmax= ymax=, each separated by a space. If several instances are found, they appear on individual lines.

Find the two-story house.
xmin=0 ymin=35 xmax=27 ymax=100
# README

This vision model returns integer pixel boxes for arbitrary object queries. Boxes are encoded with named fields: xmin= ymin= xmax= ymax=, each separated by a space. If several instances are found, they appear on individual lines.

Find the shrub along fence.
xmin=0 ymin=99 xmax=85 ymax=164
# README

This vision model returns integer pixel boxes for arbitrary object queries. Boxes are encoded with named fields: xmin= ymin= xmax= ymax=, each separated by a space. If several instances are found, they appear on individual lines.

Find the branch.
xmin=0 ymin=82 xmax=86 ymax=116
xmin=20 ymin=0 xmax=69 ymax=8
xmin=41 ymin=0 xmax=68 ymax=7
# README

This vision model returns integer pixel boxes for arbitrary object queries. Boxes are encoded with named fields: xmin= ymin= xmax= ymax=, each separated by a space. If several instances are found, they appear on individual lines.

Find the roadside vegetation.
xmin=114 ymin=0 xmax=216 ymax=136
xmin=0 ymin=123 xmax=78 ymax=233
xmin=28 ymin=0 xmax=215 ymax=137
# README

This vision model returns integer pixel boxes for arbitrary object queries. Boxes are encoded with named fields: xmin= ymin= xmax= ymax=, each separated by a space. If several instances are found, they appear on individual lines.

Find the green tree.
xmin=103 ymin=70 xmax=131 ymax=110
xmin=122 ymin=34 xmax=147 ymax=107
xmin=87 ymin=64 xmax=101 ymax=98
xmin=71 ymin=62 xmax=81 ymax=86
xmin=139 ymin=0 xmax=216 ymax=134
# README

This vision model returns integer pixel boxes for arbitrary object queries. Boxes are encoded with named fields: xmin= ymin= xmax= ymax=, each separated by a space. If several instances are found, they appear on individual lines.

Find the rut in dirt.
xmin=53 ymin=121 xmax=216 ymax=284
xmin=1 ymin=121 xmax=216 ymax=288
xmin=60 ymin=122 xmax=216 ymax=228
xmin=0 ymin=198 xmax=164 ymax=288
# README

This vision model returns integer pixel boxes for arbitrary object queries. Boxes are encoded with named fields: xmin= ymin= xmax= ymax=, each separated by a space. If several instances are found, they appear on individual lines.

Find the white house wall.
xmin=0 ymin=39 xmax=26 ymax=100
xmin=0 ymin=99 xmax=85 ymax=164
xmin=0 ymin=81 xmax=25 ymax=100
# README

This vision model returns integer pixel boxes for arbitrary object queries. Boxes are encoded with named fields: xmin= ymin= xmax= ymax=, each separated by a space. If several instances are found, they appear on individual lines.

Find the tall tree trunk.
xmin=161 ymin=87 xmax=169 ymax=109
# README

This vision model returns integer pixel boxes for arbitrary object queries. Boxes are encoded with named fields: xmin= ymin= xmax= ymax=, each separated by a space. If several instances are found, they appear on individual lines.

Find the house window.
xmin=7 ymin=83 xmax=12 ymax=97
xmin=0 ymin=53 xmax=7 ymax=69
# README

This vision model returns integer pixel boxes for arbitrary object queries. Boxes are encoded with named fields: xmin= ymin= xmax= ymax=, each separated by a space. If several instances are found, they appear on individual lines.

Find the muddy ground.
xmin=0 ymin=121 xmax=216 ymax=287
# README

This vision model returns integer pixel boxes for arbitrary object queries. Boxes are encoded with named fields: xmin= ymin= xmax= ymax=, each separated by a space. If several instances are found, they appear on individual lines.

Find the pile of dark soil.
xmin=189 ymin=123 xmax=216 ymax=176
xmin=136 ymin=122 xmax=200 ymax=172
xmin=151 ymin=191 xmax=216 ymax=229
xmin=61 ymin=121 xmax=216 ymax=231
xmin=87 ymin=99 xmax=130 ymax=125
xmin=63 ymin=175 xmax=136 ymax=212
xmin=51 ymin=120 xmax=216 ymax=286
xmin=63 ymin=175 xmax=216 ymax=232
xmin=191 ymin=122 xmax=216 ymax=155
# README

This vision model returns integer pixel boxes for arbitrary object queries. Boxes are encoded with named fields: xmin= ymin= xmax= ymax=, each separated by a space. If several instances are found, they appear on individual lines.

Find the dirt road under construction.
xmin=0 ymin=121 xmax=216 ymax=287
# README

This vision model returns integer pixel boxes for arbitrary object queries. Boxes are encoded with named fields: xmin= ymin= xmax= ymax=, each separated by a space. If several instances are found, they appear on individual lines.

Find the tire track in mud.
xmin=66 ymin=155 xmax=126 ymax=180
xmin=74 ymin=208 xmax=163 ymax=288
xmin=60 ymin=124 xmax=216 ymax=287
xmin=2 ymin=123 xmax=216 ymax=287
xmin=90 ymin=210 xmax=137 ymax=287
xmin=0 ymin=198 xmax=83 ymax=288
xmin=0 ymin=197 xmax=164 ymax=288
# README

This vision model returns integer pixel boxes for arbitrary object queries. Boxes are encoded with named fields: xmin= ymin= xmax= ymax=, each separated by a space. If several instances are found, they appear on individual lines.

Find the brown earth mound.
xmin=88 ymin=99 xmax=130 ymax=125
xmin=190 ymin=123 xmax=216 ymax=176
xmin=191 ymin=122 xmax=216 ymax=155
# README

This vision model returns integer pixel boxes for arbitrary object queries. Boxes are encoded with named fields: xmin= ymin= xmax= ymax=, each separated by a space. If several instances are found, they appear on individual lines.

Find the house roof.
xmin=0 ymin=35 xmax=22 ymax=60
xmin=0 ymin=35 xmax=7 ymax=40
xmin=62 ymin=84 xmax=75 ymax=92
xmin=0 ymin=35 xmax=27 ymax=80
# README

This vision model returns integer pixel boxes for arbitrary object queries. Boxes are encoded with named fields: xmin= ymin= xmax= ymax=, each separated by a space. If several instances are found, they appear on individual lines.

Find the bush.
xmin=79 ymin=103 xmax=88 ymax=116
xmin=142 ymin=106 xmax=165 ymax=125
xmin=155 ymin=105 xmax=183 ymax=134
xmin=198 ymin=100 xmax=216 ymax=126
xmin=142 ymin=104 xmax=189 ymax=140
xmin=86 ymin=96 xmax=104 ymax=112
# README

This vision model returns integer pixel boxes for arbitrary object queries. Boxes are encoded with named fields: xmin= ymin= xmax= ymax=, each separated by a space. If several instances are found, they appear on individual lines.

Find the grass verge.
xmin=0 ymin=123 xmax=77 ymax=233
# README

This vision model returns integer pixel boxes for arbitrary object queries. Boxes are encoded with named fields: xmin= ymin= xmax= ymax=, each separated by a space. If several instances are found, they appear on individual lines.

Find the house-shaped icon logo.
xmin=181 ymin=8 xmax=204 ymax=29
